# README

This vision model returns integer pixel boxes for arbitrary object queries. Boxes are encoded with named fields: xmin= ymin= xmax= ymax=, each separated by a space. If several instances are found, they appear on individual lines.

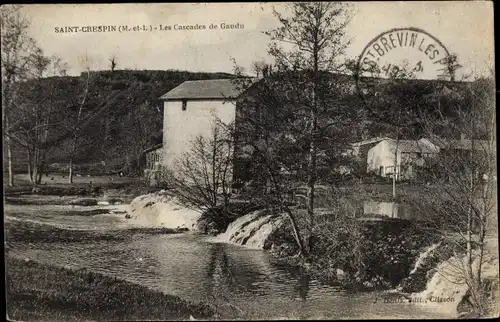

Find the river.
xmin=5 ymin=202 xmax=453 ymax=320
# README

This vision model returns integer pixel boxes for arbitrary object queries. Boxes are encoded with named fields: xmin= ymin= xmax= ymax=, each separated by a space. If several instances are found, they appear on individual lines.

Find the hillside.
xmin=4 ymin=70 xmax=490 ymax=178
xmin=5 ymin=69 xmax=237 ymax=175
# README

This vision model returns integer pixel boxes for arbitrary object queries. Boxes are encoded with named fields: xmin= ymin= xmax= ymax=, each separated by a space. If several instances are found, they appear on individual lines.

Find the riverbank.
xmin=4 ymin=173 xmax=156 ymax=201
xmin=4 ymin=219 xmax=185 ymax=245
xmin=5 ymin=256 xmax=214 ymax=321
xmin=5 ymin=199 xmax=462 ymax=320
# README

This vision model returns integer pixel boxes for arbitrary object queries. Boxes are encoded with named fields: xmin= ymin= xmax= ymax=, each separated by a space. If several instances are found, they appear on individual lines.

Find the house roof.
xmin=143 ymin=143 xmax=162 ymax=154
xmin=428 ymin=137 xmax=490 ymax=151
xmin=351 ymin=137 xmax=390 ymax=147
xmin=385 ymin=139 xmax=440 ymax=153
xmin=159 ymin=78 xmax=259 ymax=100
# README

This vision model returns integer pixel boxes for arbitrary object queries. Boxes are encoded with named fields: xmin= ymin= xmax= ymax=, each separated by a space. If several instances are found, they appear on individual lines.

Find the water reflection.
xmin=296 ymin=267 xmax=310 ymax=301
xmin=6 ymin=205 xmax=452 ymax=320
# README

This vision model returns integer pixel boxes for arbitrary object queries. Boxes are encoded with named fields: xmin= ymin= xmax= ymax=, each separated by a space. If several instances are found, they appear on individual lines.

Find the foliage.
xmin=311 ymin=215 xmax=442 ymax=289
xmin=4 ymin=69 xmax=236 ymax=179
xmin=231 ymin=2 xmax=360 ymax=255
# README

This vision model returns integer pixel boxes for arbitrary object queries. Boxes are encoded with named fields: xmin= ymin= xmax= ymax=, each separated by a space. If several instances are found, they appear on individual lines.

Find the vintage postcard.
xmin=2 ymin=2 xmax=498 ymax=320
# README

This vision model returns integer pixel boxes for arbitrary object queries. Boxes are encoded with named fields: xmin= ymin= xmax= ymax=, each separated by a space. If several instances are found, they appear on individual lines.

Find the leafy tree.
xmin=232 ymin=2 xmax=357 ymax=255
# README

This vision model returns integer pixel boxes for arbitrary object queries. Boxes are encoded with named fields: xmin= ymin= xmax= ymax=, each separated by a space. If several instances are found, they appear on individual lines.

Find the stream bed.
xmin=4 ymin=202 xmax=454 ymax=320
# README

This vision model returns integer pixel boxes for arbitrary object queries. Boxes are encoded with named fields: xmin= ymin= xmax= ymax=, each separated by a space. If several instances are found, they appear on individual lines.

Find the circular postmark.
xmin=354 ymin=27 xmax=454 ymax=126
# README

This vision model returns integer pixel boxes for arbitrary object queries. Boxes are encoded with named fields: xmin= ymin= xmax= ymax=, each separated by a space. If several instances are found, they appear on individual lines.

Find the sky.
xmin=20 ymin=2 xmax=494 ymax=79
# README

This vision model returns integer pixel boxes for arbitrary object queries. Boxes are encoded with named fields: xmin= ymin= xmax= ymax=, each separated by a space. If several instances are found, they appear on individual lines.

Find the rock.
xmin=107 ymin=198 xmax=123 ymax=205
xmin=336 ymin=268 xmax=346 ymax=281
xmin=69 ymin=198 xmax=98 ymax=206
xmin=195 ymin=217 xmax=219 ymax=235
xmin=110 ymin=210 xmax=127 ymax=215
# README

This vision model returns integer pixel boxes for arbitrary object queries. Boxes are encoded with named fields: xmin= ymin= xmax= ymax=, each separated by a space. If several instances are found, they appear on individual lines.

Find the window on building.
xmin=182 ymin=100 xmax=187 ymax=111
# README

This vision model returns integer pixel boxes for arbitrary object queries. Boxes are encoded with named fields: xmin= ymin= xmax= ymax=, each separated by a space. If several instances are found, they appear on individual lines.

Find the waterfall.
xmin=409 ymin=242 xmax=441 ymax=275
xmin=126 ymin=192 xmax=202 ymax=230
xmin=214 ymin=210 xmax=285 ymax=250
xmin=412 ymin=250 xmax=499 ymax=316
xmin=397 ymin=242 xmax=441 ymax=293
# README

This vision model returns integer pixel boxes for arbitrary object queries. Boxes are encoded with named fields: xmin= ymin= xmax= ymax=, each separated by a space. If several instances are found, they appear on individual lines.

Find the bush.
xmin=310 ymin=214 xmax=443 ymax=289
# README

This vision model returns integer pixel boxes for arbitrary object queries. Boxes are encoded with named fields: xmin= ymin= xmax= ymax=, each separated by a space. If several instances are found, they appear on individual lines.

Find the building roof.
xmin=351 ymin=137 xmax=390 ymax=147
xmin=428 ymin=137 xmax=490 ymax=151
xmin=385 ymin=139 xmax=440 ymax=153
xmin=159 ymin=78 xmax=259 ymax=100
xmin=143 ymin=143 xmax=162 ymax=154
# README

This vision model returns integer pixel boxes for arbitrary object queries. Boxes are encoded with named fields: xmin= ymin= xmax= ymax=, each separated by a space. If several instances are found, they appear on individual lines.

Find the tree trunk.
xmin=3 ymin=77 xmax=14 ymax=187
xmin=6 ymin=132 xmax=14 ymax=187
xmin=307 ymin=66 xmax=319 ymax=252
xmin=393 ymin=128 xmax=400 ymax=201
xmin=68 ymin=71 xmax=90 ymax=182
xmin=465 ymin=134 xmax=476 ymax=312
xmin=306 ymin=136 xmax=317 ymax=251
xmin=36 ymin=149 xmax=46 ymax=185
xmin=32 ymin=147 xmax=39 ymax=187
xmin=284 ymin=207 xmax=306 ymax=257
xmin=69 ymin=158 xmax=74 ymax=183
xmin=27 ymin=146 xmax=32 ymax=182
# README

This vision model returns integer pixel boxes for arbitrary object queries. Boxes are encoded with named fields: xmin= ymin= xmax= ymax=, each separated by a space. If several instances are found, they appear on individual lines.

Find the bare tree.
xmin=411 ymin=73 xmax=496 ymax=316
xmin=251 ymin=60 xmax=267 ymax=78
xmin=67 ymin=54 xmax=94 ymax=183
xmin=1 ymin=5 xmax=37 ymax=186
xmin=9 ymin=50 xmax=68 ymax=186
xmin=109 ymin=54 xmax=118 ymax=72
xmin=166 ymin=120 xmax=234 ymax=213
xmin=2 ymin=5 xmax=72 ymax=186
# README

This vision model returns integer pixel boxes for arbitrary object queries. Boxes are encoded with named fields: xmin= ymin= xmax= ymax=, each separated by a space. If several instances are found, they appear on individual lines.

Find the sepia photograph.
xmin=2 ymin=2 xmax=498 ymax=320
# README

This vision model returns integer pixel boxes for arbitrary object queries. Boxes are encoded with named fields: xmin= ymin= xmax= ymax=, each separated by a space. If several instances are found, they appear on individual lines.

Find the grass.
xmin=4 ymin=173 xmax=158 ymax=198
xmin=5 ymin=256 xmax=214 ymax=321
xmin=4 ymin=220 xmax=184 ymax=245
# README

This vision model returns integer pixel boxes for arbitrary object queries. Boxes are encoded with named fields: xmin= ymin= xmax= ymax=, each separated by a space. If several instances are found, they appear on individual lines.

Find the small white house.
xmin=366 ymin=138 xmax=440 ymax=180
xmin=347 ymin=136 xmax=390 ymax=158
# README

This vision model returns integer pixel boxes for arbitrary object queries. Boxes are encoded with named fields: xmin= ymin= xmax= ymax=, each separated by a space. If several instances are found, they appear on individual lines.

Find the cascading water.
xmin=126 ymin=192 xmax=202 ymax=230
xmin=409 ymin=242 xmax=441 ymax=275
xmin=214 ymin=210 xmax=285 ymax=249
xmin=397 ymin=242 xmax=441 ymax=293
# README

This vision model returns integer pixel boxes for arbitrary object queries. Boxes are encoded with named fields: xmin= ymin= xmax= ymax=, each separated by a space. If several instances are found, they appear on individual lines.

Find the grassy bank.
xmin=4 ymin=220 xmax=185 ymax=245
xmin=6 ymin=256 xmax=214 ymax=321
xmin=4 ymin=173 xmax=158 ymax=198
